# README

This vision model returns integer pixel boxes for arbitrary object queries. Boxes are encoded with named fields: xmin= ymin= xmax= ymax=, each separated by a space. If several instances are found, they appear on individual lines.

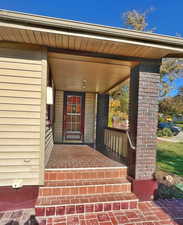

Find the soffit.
xmin=0 ymin=20 xmax=183 ymax=59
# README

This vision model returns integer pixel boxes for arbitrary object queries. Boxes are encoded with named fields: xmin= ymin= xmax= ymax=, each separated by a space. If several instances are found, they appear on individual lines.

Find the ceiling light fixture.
xmin=82 ymin=80 xmax=87 ymax=89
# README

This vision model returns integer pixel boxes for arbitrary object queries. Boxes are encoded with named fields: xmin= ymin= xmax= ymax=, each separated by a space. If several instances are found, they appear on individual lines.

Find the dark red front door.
xmin=63 ymin=92 xmax=85 ymax=142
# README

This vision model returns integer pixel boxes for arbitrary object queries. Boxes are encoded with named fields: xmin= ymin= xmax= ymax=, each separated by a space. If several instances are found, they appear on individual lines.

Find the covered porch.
xmin=45 ymin=45 xmax=161 ymax=201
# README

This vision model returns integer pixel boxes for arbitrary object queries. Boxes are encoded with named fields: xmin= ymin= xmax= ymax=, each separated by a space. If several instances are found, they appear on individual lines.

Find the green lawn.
xmin=177 ymin=124 xmax=183 ymax=129
xmin=157 ymin=141 xmax=183 ymax=177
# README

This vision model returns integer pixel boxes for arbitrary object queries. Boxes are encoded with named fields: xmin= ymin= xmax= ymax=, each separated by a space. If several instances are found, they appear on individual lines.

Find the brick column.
xmin=128 ymin=61 xmax=161 ymax=200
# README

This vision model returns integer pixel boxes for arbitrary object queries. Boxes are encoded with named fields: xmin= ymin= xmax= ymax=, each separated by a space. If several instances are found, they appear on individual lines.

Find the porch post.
xmin=96 ymin=94 xmax=109 ymax=151
xmin=128 ymin=61 xmax=161 ymax=201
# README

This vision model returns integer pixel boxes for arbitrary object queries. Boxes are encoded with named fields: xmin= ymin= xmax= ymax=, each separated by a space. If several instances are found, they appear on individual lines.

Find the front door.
xmin=63 ymin=92 xmax=85 ymax=142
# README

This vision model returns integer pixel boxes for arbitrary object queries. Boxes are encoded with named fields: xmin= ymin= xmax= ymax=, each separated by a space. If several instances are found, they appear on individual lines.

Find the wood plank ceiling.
xmin=48 ymin=53 xmax=137 ymax=93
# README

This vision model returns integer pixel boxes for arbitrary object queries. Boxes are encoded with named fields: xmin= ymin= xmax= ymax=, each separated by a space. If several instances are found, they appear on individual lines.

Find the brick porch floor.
xmin=1 ymin=200 xmax=183 ymax=225
xmin=46 ymin=145 xmax=124 ymax=168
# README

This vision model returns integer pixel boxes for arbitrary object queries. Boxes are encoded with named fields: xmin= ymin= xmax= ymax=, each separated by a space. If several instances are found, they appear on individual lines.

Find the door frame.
xmin=63 ymin=91 xmax=85 ymax=143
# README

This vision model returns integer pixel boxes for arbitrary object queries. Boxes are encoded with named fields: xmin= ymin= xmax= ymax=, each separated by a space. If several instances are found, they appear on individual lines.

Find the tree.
xmin=160 ymin=58 xmax=183 ymax=96
xmin=111 ymin=84 xmax=129 ymax=114
xmin=123 ymin=8 xmax=155 ymax=32
xmin=178 ymin=86 xmax=183 ymax=96
xmin=159 ymin=96 xmax=183 ymax=115
xmin=123 ymin=9 xmax=183 ymax=97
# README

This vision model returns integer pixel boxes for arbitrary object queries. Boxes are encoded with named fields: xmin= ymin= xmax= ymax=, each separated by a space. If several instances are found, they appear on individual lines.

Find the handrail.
xmin=127 ymin=131 xmax=136 ymax=150
xmin=104 ymin=127 xmax=128 ymax=159
xmin=106 ymin=126 xmax=128 ymax=133
xmin=105 ymin=127 xmax=136 ymax=151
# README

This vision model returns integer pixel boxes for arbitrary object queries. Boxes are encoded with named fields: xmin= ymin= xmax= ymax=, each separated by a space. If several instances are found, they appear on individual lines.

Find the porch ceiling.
xmin=49 ymin=52 xmax=137 ymax=93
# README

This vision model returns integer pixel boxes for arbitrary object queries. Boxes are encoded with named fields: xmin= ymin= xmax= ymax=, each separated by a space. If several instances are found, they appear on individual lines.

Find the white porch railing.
xmin=104 ymin=127 xmax=128 ymax=159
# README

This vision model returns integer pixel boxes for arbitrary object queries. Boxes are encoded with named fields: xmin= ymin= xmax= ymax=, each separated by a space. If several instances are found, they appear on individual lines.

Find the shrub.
xmin=157 ymin=129 xmax=163 ymax=137
xmin=162 ymin=128 xmax=173 ymax=137
xmin=159 ymin=117 xmax=166 ymax=123
xmin=157 ymin=128 xmax=173 ymax=137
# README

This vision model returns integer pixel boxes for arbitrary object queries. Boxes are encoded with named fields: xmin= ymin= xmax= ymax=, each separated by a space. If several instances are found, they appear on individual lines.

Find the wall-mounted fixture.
xmin=47 ymin=86 xmax=53 ymax=105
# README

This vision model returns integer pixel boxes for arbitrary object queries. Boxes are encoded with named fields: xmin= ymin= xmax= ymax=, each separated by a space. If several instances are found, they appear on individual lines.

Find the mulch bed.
xmin=155 ymin=170 xmax=183 ymax=199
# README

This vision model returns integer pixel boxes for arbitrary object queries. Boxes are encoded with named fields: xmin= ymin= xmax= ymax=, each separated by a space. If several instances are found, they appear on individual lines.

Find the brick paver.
xmin=37 ymin=200 xmax=183 ymax=225
xmin=1 ymin=200 xmax=182 ymax=225
xmin=46 ymin=145 xmax=125 ymax=168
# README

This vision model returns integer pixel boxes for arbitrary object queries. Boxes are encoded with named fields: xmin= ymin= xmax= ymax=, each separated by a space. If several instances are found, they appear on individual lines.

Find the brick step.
xmin=45 ymin=178 xmax=130 ymax=187
xmin=45 ymin=167 xmax=127 ymax=181
xmin=39 ymin=179 xmax=131 ymax=197
xmin=35 ymin=192 xmax=138 ymax=217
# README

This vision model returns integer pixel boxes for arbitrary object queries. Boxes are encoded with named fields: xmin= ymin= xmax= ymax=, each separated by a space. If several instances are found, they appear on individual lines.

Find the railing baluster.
xmin=119 ymin=135 xmax=122 ymax=156
xmin=116 ymin=134 xmax=119 ymax=155
xmin=104 ymin=127 xmax=128 ymax=160
xmin=112 ymin=131 xmax=115 ymax=153
xmin=111 ymin=133 xmax=113 ymax=152
xmin=109 ymin=130 xmax=111 ymax=151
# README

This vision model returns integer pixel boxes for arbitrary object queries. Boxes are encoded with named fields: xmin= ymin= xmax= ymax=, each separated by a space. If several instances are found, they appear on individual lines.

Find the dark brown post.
xmin=128 ymin=61 xmax=161 ymax=200
xmin=96 ymin=93 xmax=109 ymax=151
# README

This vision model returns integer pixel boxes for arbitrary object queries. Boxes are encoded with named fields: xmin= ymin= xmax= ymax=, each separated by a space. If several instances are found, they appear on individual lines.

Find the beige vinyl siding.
xmin=54 ymin=90 xmax=64 ymax=143
xmin=0 ymin=44 xmax=47 ymax=186
xmin=84 ymin=93 xmax=96 ymax=143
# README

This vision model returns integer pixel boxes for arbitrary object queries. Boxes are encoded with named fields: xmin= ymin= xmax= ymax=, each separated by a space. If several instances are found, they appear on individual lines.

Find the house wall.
xmin=0 ymin=43 xmax=47 ymax=187
xmin=53 ymin=91 xmax=96 ymax=144
xmin=84 ymin=93 xmax=96 ymax=143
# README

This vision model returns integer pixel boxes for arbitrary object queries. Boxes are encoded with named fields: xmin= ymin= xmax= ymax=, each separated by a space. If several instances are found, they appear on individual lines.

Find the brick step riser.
xmin=45 ymin=169 xmax=127 ymax=181
xmin=38 ymin=184 xmax=131 ymax=197
xmin=35 ymin=200 xmax=138 ymax=217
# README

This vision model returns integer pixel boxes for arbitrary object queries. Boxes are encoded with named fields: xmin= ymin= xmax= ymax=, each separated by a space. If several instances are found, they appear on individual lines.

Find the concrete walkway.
xmin=158 ymin=131 xmax=183 ymax=143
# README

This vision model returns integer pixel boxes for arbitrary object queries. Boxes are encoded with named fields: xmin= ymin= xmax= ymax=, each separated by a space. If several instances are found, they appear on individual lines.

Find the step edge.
xmin=45 ymin=166 xmax=127 ymax=171
xmin=38 ymin=191 xmax=132 ymax=197
xmin=41 ymin=182 xmax=131 ymax=188
xmin=36 ymin=192 xmax=137 ymax=199
xmin=44 ymin=178 xmax=130 ymax=182
xmin=45 ymin=177 xmax=128 ymax=181
xmin=36 ymin=207 xmax=139 ymax=219
xmin=35 ymin=198 xmax=139 ymax=208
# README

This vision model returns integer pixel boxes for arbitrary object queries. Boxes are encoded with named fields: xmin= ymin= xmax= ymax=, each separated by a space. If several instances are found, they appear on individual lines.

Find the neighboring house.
xmin=173 ymin=115 xmax=183 ymax=122
xmin=0 ymin=10 xmax=183 ymax=219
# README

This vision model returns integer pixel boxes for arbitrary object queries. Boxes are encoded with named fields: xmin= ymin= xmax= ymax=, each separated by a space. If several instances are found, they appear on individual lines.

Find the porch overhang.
xmin=0 ymin=9 xmax=183 ymax=60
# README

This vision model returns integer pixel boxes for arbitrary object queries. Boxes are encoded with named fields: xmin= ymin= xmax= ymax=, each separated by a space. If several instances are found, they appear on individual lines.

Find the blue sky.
xmin=1 ymin=0 xmax=183 ymax=95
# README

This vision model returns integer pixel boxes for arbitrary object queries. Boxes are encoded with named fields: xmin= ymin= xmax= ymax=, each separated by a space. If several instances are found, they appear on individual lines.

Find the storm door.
xmin=63 ymin=92 xmax=85 ymax=142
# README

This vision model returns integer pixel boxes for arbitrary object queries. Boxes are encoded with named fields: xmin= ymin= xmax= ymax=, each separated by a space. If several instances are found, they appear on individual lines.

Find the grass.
xmin=176 ymin=124 xmax=183 ymax=129
xmin=157 ymin=141 xmax=183 ymax=177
